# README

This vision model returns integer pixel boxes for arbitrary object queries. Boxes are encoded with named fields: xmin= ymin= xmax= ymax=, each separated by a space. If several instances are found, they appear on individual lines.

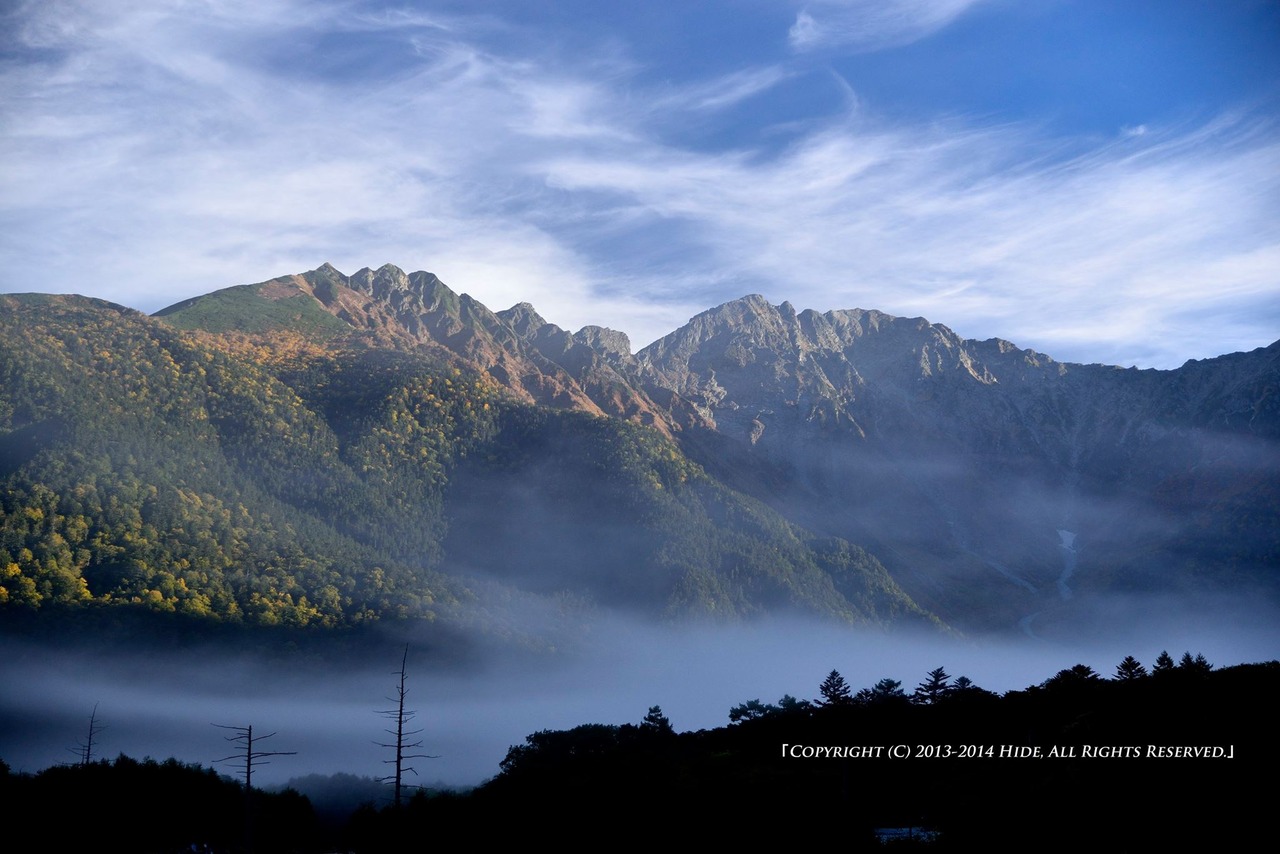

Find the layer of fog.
xmin=3 ymin=602 xmax=1276 ymax=792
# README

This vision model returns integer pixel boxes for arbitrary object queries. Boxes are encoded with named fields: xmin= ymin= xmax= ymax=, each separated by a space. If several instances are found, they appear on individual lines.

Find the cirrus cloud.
xmin=0 ymin=0 xmax=1275 ymax=367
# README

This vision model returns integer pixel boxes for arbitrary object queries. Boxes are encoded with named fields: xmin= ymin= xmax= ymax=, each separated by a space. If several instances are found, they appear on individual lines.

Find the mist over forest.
xmin=4 ymin=607 xmax=1276 ymax=789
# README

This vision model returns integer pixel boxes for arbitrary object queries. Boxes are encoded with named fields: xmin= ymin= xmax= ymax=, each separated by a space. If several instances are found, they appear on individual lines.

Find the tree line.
xmin=3 ymin=650 xmax=1271 ymax=850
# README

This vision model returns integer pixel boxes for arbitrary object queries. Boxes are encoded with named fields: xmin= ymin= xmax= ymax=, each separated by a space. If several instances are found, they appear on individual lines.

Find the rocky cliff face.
xmin=634 ymin=295 xmax=1279 ymax=633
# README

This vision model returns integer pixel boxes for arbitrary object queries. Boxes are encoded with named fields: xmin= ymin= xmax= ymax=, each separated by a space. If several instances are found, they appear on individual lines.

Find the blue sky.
xmin=2 ymin=0 xmax=1277 ymax=367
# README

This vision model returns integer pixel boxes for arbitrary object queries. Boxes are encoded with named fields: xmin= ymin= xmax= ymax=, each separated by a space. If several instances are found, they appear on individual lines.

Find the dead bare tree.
xmin=213 ymin=722 xmax=296 ymax=789
xmin=375 ymin=644 xmax=437 ymax=807
xmin=213 ymin=723 xmax=296 ymax=852
xmin=68 ymin=702 xmax=105 ymax=767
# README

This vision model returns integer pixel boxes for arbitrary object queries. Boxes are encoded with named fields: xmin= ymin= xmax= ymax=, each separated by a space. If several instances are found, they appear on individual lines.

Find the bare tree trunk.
xmin=213 ymin=723 xmax=295 ymax=852
xmin=69 ymin=702 xmax=105 ymax=767
xmin=376 ymin=644 xmax=436 ymax=807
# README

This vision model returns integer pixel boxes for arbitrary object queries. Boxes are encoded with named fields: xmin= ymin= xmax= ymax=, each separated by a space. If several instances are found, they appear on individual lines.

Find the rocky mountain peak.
xmin=302 ymin=262 xmax=350 ymax=304
xmin=637 ymin=295 xmax=783 ymax=366
xmin=497 ymin=302 xmax=550 ymax=339
xmin=705 ymin=294 xmax=780 ymax=325
xmin=574 ymin=325 xmax=632 ymax=360
xmin=347 ymin=264 xmax=412 ymax=299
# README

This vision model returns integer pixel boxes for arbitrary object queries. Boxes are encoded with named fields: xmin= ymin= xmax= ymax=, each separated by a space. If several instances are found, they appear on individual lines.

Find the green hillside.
xmin=155 ymin=283 xmax=350 ymax=337
xmin=0 ymin=293 xmax=935 ymax=636
xmin=0 ymin=294 xmax=467 ymax=627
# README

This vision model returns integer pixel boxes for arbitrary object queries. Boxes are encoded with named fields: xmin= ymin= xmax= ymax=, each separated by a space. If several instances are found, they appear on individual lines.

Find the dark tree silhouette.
xmin=213 ymin=724 xmax=297 ymax=791
xmin=855 ymin=677 xmax=908 ymax=705
xmin=376 ymin=644 xmax=437 ymax=808
xmin=69 ymin=702 xmax=105 ymax=767
xmin=1114 ymin=656 xmax=1147 ymax=681
xmin=1179 ymin=652 xmax=1212 ymax=674
xmin=777 ymin=694 xmax=812 ymax=713
xmin=1042 ymin=664 xmax=1102 ymax=688
xmin=817 ymin=670 xmax=853 ymax=706
xmin=641 ymin=705 xmax=674 ymax=735
xmin=946 ymin=675 xmax=999 ymax=701
xmin=729 ymin=699 xmax=775 ymax=722
xmin=913 ymin=667 xmax=952 ymax=704
xmin=1153 ymin=650 xmax=1176 ymax=674
xmin=730 ymin=694 xmax=812 ymax=722
xmin=213 ymin=723 xmax=296 ymax=852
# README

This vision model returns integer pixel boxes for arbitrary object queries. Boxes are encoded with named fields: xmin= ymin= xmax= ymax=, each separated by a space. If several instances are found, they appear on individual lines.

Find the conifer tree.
xmin=817 ymin=670 xmax=853 ymax=706
xmin=1114 ymin=656 xmax=1147 ymax=681
xmin=913 ymin=666 xmax=952 ymax=704
xmin=1178 ymin=652 xmax=1212 ymax=674
xmin=855 ymin=678 xmax=908 ymax=705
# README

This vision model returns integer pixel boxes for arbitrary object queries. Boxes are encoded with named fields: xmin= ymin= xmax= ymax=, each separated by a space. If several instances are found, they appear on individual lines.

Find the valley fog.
xmin=3 ymin=606 xmax=1276 ymax=790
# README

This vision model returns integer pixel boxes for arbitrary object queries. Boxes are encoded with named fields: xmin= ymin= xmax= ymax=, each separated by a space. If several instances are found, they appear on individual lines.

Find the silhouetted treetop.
xmin=1114 ymin=656 xmax=1147 ymax=681
xmin=913 ymin=666 xmax=952 ymax=704
xmin=817 ymin=670 xmax=853 ymax=707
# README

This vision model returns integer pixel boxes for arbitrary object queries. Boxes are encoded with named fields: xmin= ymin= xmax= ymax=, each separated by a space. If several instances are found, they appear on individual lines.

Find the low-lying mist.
xmin=3 ymin=598 xmax=1276 ymax=791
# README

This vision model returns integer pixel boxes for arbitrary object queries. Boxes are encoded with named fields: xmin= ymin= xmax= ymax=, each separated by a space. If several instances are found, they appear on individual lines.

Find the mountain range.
xmin=2 ymin=263 xmax=1276 ymax=643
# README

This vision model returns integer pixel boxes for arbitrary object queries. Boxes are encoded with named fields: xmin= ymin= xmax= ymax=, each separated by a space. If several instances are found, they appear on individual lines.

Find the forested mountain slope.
xmin=0 ymin=291 xmax=931 ymax=636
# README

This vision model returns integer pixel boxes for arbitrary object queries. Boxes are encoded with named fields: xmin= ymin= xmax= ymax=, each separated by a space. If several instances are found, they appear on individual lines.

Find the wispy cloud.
xmin=0 ymin=1 xmax=1276 ymax=367
xmin=788 ymin=0 xmax=989 ymax=53
xmin=541 ymin=112 xmax=1280 ymax=364
xmin=652 ymin=66 xmax=794 ymax=113
xmin=0 ymin=1 xmax=614 ymax=324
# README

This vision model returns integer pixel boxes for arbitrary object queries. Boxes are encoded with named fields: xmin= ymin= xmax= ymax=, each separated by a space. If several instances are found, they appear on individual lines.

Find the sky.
xmin=1 ymin=0 xmax=1277 ymax=368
